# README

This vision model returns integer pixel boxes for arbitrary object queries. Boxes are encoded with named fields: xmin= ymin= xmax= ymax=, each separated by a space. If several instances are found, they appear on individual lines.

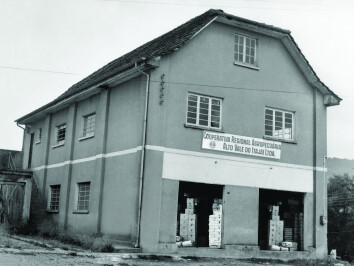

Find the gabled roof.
xmin=17 ymin=9 xmax=341 ymax=124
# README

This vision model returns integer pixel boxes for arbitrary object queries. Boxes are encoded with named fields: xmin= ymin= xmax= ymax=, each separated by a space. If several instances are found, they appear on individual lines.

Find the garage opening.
xmin=176 ymin=181 xmax=223 ymax=248
xmin=258 ymin=189 xmax=304 ymax=251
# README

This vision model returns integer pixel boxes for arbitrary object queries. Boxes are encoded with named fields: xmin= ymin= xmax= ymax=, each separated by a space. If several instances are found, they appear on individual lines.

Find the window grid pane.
xmin=50 ymin=185 xmax=60 ymax=211
xmin=57 ymin=124 xmax=66 ymax=145
xmin=265 ymin=108 xmax=294 ymax=140
xmin=187 ymin=94 xmax=221 ymax=129
xmin=234 ymin=34 xmax=256 ymax=65
xmin=77 ymin=182 xmax=90 ymax=211
xmin=83 ymin=114 xmax=96 ymax=137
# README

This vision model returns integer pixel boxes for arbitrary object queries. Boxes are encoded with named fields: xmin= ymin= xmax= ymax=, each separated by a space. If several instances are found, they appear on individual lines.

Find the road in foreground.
xmin=0 ymin=252 xmax=294 ymax=266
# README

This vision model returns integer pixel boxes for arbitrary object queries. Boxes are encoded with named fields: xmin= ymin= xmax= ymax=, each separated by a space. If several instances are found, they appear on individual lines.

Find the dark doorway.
xmin=177 ymin=181 xmax=223 ymax=247
xmin=258 ymin=189 xmax=304 ymax=251
xmin=27 ymin=133 xmax=34 ymax=169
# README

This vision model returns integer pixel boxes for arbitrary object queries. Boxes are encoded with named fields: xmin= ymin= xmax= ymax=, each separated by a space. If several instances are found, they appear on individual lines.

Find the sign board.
xmin=202 ymin=131 xmax=281 ymax=159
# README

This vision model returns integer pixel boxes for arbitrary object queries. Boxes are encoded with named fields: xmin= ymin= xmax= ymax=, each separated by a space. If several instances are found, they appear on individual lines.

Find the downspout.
xmin=16 ymin=122 xmax=25 ymax=130
xmin=135 ymin=63 xmax=150 ymax=248
xmin=17 ymin=122 xmax=26 ymax=170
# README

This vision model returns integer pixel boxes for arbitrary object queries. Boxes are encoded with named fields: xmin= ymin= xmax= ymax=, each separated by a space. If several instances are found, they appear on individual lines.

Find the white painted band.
xmin=31 ymin=146 xmax=142 ymax=171
xmin=31 ymin=145 xmax=326 ymax=173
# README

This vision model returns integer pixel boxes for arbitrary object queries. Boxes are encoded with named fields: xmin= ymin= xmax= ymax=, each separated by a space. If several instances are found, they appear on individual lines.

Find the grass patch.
xmin=19 ymin=220 xmax=116 ymax=252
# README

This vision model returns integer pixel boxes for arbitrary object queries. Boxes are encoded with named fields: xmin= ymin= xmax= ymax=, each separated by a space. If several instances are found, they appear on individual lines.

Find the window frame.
xmin=47 ymin=185 xmax=60 ymax=212
xmin=185 ymin=93 xmax=222 ymax=130
xmin=234 ymin=33 xmax=258 ymax=68
xmin=74 ymin=182 xmax=91 ymax=213
xmin=36 ymin=128 xmax=42 ymax=144
xmin=264 ymin=107 xmax=295 ymax=142
xmin=80 ymin=113 xmax=96 ymax=140
xmin=53 ymin=123 xmax=66 ymax=147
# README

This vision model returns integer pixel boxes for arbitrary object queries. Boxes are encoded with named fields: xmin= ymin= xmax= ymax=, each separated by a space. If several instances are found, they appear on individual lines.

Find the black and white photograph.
xmin=0 ymin=0 xmax=353 ymax=265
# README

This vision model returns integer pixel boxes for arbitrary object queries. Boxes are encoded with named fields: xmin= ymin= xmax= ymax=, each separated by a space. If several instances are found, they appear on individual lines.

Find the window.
xmin=186 ymin=94 xmax=222 ymax=129
xmin=234 ymin=34 xmax=257 ymax=66
xmin=76 ymin=182 xmax=90 ymax=211
xmin=36 ymin=128 xmax=42 ymax=143
xmin=82 ymin=113 xmax=96 ymax=138
xmin=49 ymin=185 xmax=60 ymax=211
xmin=56 ymin=124 xmax=66 ymax=145
xmin=265 ymin=108 xmax=294 ymax=140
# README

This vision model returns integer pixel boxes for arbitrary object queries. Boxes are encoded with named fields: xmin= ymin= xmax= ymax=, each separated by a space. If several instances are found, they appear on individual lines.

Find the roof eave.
xmin=16 ymin=58 xmax=160 ymax=125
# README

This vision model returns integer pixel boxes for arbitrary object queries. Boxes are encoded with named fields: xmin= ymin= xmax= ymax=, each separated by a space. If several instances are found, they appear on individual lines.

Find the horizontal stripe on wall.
xmin=31 ymin=145 xmax=326 ymax=172
xmin=31 ymin=146 xmax=143 ymax=171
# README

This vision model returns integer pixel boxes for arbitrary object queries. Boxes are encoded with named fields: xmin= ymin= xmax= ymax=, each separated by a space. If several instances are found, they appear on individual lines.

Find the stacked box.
xmin=179 ymin=198 xmax=197 ymax=242
xmin=275 ymin=220 xmax=284 ymax=245
xmin=209 ymin=199 xmax=222 ymax=248
xmin=268 ymin=205 xmax=284 ymax=246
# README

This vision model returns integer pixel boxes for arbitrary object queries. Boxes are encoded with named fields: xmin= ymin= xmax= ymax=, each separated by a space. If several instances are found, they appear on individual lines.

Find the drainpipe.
xmin=16 ymin=122 xmax=25 ymax=130
xmin=135 ymin=63 xmax=150 ymax=248
xmin=17 ymin=122 xmax=26 ymax=170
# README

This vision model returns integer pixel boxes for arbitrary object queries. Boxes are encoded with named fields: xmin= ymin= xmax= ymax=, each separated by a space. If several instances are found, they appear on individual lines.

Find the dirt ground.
xmin=0 ymin=235 xmax=351 ymax=266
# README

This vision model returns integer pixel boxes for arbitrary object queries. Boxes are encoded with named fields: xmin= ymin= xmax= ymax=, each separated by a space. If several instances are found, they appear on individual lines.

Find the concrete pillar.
xmin=95 ymin=88 xmax=110 ymax=234
xmin=22 ymin=178 xmax=32 ymax=222
xmin=303 ymin=192 xmax=314 ymax=250
xmin=63 ymin=104 xmax=77 ymax=229
xmin=42 ymin=114 xmax=53 ymax=193
xmin=139 ymin=150 xmax=164 ymax=252
xmin=223 ymin=185 xmax=259 ymax=246
xmin=158 ymin=179 xmax=179 ymax=252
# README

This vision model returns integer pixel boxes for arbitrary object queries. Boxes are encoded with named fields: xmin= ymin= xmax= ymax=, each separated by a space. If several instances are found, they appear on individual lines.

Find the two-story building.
xmin=16 ymin=9 xmax=341 ymax=258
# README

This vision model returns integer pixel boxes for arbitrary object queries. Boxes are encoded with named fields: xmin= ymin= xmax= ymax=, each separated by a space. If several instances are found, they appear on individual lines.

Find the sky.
xmin=0 ymin=0 xmax=353 ymax=159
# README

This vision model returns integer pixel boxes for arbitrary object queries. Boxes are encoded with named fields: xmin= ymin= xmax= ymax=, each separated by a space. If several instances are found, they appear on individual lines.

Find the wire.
xmin=150 ymin=79 xmax=313 ymax=95
xmin=0 ymin=66 xmax=82 ymax=76
xmin=101 ymin=0 xmax=328 ymax=12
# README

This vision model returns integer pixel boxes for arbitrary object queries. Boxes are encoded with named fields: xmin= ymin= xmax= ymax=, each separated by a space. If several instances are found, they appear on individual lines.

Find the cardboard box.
xmin=188 ymin=214 xmax=197 ymax=220
xmin=272 ymin=215 xmax=280 ymax=221
xmin=185 ymin=209 xmax=194 ymax=215
xmin=187 ymin=198 xmax=195 ymax=205
xmin=180 ymin=214 xmax=189 ymax=220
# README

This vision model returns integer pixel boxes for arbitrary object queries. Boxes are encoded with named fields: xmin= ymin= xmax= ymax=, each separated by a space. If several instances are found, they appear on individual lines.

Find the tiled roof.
xmin=17 ymin=9 xmax=340 ymax=123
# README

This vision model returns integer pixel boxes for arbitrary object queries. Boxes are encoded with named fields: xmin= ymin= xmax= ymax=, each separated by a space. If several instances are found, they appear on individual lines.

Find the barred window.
xmin=82 ymin=113 xmax=96 ymax=138
xmin=77 ymin=182 xmax=90 ymax=211
xmin=49 ymin=185 xmax=60 ymax=211
xmin=56 ymin=124 xmax=66 ymax=145
xmin=265 ymin=108 xmax=294 ymax=140
xmin=186 ymin=94 xmax=221 ymax=129
xmin=234 ymin=34 xmax=257 ymax=66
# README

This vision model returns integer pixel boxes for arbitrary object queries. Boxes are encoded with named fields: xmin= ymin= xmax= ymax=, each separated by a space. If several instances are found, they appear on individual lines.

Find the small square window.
xmin=56 ymin=124 xmax=66 ymax=145
xmin=186 ymin=94 xmax=222 ymax=129
xmin=234 ymin=34 xmax=257 ymax=66
xmin=265 ymin=108 xmax=294 ymax=141
xmin=77 ymin=182 xmax=90 ymax=211
xmin=49 ymin=185 xmax=60 ymax=211
xmin=82 ymin=113 xmax=96 ymax=138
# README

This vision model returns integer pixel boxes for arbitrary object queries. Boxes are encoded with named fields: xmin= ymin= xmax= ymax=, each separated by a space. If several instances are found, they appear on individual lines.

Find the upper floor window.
xmin=36 ymin=128 xmax=42 ymax=143
xmin=186 ymin=94 xmax=222 ymax=129
xmin=56 ymin=124 xmax=66 ymax=145
xmin=234 ymin=34 xmax=257 ymax=66
xmin=265 ymin=108 xmax=294 ymax=141
xmin=82 ymin=113 xmax=96 ymax=138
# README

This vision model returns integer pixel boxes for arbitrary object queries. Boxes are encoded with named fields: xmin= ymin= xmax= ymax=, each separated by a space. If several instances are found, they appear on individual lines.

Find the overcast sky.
xmin=1 ymin=0 xmax=353 ymax=159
